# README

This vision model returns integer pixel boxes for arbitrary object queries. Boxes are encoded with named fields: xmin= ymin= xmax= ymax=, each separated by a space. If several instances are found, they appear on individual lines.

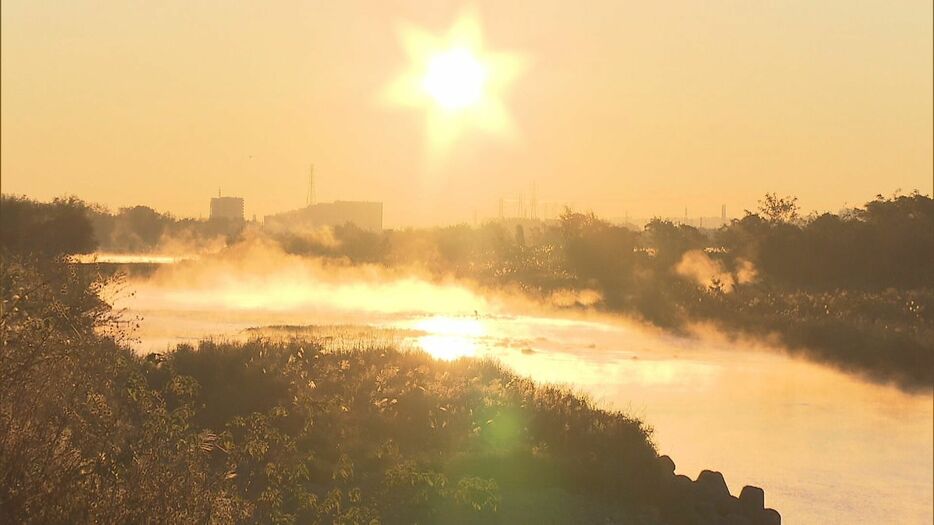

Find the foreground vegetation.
xmin=1 ymin=254 xmax=783 ymax=523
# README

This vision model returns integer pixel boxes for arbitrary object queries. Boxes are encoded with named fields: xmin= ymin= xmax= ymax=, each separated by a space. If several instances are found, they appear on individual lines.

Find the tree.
xmin=558 ymin=211 xmax=636 ymax=291
xmin=642 ymin=219 xmax=706 ymax=268
xmin=757 ymin=193 xmax=800 ymax=224
xmin=117 ymin=206 xmax=168 ymax=248
xmin=0 ymin=195 xmax=97 ymax=255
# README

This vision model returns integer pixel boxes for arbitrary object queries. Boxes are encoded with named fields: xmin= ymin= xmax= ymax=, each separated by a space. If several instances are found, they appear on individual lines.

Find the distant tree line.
xmin=0 ymin=195 xmax=97 ymax=255
xmin=1 ymin=195 xmax=240 ymax=255
xmin=89 ymin=205 xmax=242 ymax=252
xmin=267 ymin=191 xmax=934 ymax=293
xmin=721 ymin=192 xmax=933 ymax=289
xmin=6 ymin=191 xmax=928 ymax=292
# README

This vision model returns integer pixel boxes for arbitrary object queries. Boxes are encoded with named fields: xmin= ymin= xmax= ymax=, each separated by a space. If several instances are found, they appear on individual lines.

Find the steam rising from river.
xmin=109 ymin=237 xmax=494 ymax=317
xmin=675 ymin=250 xmax=757 ymax=292
xmin=103 ymin=236 xmax=646 ymax=364
xmin=106 ymin=235 xmax=618 ymax=331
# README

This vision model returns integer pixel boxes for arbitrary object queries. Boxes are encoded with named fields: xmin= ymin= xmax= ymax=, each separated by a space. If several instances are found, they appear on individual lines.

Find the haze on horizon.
xmin=2 ymin=1 xmax=932 ymax=227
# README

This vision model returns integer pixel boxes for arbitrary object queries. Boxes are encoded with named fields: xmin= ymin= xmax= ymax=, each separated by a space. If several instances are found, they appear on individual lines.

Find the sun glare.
xmin=384 ymin=9 xmax=527 ymax=151
xmin=421 ymin=47 xmax=488 ymax=111
xmin=412 ymin=316 xmax=486 ymax=361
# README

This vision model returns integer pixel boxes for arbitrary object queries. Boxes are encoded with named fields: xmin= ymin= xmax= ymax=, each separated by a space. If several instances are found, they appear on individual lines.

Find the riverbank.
xmin=143 ymin=338 xmax=783 ymax=524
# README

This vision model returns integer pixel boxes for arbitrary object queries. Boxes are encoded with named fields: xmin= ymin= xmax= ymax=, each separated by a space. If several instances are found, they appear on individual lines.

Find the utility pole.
xmin=307 ymin=164 xmax=316 ymax=207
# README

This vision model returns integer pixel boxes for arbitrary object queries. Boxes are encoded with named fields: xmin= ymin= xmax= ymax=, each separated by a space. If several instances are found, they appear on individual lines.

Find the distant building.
xmin=210 ymin=197 xmax=245 ymax=222
xmin=265 ymin=201 xmax=383 ymax=232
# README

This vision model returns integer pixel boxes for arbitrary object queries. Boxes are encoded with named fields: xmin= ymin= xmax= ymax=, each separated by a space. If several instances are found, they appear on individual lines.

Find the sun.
xmin=383 ymin=8 xmax=527 ymax=151
xmin=421 ymin=47 xmax=488 ymax=111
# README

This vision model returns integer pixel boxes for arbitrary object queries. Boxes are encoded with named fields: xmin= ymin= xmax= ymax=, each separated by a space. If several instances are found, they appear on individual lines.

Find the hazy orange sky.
xmin=2 ymin=1 xmax=931 ymax=226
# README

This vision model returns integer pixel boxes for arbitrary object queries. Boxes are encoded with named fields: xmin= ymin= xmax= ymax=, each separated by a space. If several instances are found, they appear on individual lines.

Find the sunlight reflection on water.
xmin=406 ymin=315 xmax=718 ymax=386
xmin=411 ymin=316 xmax=487 ymax=361
xmin=72 ymin=253 xmax=197 ymax=264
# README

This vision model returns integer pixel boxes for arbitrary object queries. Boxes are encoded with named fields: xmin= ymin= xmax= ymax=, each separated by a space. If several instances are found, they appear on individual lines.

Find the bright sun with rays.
xmin=384 ymin=9 xmax=527 ymax=151
xmin=421 ymin=47 xmax=488 ymax=110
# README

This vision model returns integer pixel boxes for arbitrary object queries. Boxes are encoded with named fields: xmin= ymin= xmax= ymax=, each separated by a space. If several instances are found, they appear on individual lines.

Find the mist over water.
xmin=106 ymin=243 xmax=934 ymax=525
